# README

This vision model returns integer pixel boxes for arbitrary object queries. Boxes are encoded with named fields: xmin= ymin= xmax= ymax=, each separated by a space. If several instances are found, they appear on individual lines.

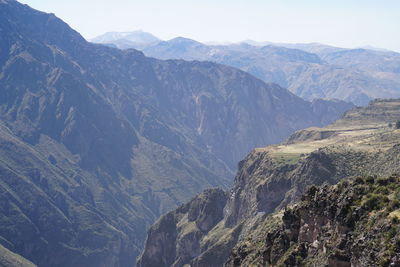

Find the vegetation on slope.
xmin=226 ymin=174 xmax=400 ymax=266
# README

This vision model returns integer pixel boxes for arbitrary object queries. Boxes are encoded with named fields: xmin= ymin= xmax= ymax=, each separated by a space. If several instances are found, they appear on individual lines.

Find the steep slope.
xmin=148 ymin=60 xmax=353 ymax=167
xmin=0 ymin=1 xmax=352 ymax=266
xmin=99 ymin=33 xmax=400 ymax=105
xmin=0 ymin=244 xmax=36 ymax=267
xmin=0 ymin=121 xmax=151 ymax=266
xmin=226 ymin=175 xmax=400 ymax=266
xmin=138 ymin=99 xmax=400 ymax=266
xmin=137 ymin=188 xmax=228 ymax=267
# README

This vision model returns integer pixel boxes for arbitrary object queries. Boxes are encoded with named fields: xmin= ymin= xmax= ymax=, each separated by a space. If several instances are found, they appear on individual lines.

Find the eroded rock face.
xmin=225 ymin=148 xmax=354 ymax=229
xmin=226 ymin=175 xmax=400 ymax=266
xmin=137 ymin=189 xmax=227 ymax=267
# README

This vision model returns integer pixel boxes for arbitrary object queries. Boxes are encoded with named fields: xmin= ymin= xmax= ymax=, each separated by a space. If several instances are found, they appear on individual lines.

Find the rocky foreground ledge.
xmin=227 ymin=174 xmax=400 ymax=266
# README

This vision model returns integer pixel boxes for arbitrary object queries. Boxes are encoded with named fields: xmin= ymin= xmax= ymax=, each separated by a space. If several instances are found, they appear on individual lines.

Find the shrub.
xmin=365 ymin=176 xmax=375 ymax=184
xmin=379 ymin=257 xmax=390 ymax=267
xmin=355 ymin=176 xmax=364 ymax=185
xmin=388 ymin=200 xmax=400 ymax=212
xmin=388 ymin=227 xmax=397 ymax=239
xmin=396 ymin=120 xmax=400 ymax=129
xmin=377 ymin=177 xmax=390 ymax=186
xmin=395 ymin=239 xmax=400 ymax=250
xmin=363 ymin=194 xmax=389 ymax=210
xmin=306 ymin=185 xmax=318 ymax=197
xmin=374 ymin=186 xmax=389 ymax=195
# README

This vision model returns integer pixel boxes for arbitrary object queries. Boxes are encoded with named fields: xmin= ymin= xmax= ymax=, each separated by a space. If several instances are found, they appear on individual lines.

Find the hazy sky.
xmin=19 ymin=0 xmax=400 ymax=52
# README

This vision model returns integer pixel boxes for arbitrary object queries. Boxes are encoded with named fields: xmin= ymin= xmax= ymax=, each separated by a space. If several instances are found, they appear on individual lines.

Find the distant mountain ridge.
xmin=91 ymin=30 xmax=160 ymax=49
xmin=0 ymin=1 xmax=352 ymax=266
xmin=92 ymin=31 xmax=400 ymax=105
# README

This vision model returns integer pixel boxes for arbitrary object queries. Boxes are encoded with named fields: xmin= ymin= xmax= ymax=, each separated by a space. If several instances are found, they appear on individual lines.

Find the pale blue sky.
xmin=19 ymin=0 xmax=400 ymax=51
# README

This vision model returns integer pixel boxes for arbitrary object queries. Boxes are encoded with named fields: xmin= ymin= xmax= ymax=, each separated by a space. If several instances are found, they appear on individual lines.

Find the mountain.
xmin=138 ymin=99 xmax=400 ymax=266
xmin=98 ymin=32 xmax=400 ymax=105
xmin=90 ymin=30 xmax=161 ymax=49
xmin=144 ymin=37 xmax=210 ymax=60
xmin=0 ymin=1 xmax=352 ymax=266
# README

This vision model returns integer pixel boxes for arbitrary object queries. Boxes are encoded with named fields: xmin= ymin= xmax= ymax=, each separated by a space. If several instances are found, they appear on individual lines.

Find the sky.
xmin=19 ymin=0 xmax=400 ymax=52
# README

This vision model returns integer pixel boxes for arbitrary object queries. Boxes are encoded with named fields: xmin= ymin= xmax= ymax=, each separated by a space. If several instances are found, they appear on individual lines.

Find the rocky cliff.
xmin=138 ymin=99 xmax=400 ymax=266
xmin=226 ymin=174 xmax=400 ymax=266
xmin=137 ymin=188 xmax=228 ymax=267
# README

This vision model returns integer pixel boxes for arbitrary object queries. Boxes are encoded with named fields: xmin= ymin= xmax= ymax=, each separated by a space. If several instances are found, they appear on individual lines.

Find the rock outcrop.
xmin=226 ymin=175 xmax=400 ymax=266
xmin=137 ymin=189 xmax=227 ymax=267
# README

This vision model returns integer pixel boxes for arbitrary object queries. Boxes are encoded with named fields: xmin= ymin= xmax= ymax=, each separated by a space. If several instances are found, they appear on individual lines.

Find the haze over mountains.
xmin=0 ymin=1 xmax=354 ymax=266
xmin=91 ymin=31 xmax=160 ymax=50
xmin=92 ymin=31 xmax=400 ymax=105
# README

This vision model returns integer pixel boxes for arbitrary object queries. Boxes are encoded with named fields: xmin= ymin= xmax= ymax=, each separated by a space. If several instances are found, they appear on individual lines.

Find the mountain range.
xmin=0 ymin=1 xmax=353 ymax=266
xmin=92 ymin=32 xmax=400 ymax=105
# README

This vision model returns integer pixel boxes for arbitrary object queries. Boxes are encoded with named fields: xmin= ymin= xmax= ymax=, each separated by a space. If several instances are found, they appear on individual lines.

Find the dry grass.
xmin=256 ymin=99 xmax=400 ymax=158
xmin=389 ymin=210 xmax=400 ymax=220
